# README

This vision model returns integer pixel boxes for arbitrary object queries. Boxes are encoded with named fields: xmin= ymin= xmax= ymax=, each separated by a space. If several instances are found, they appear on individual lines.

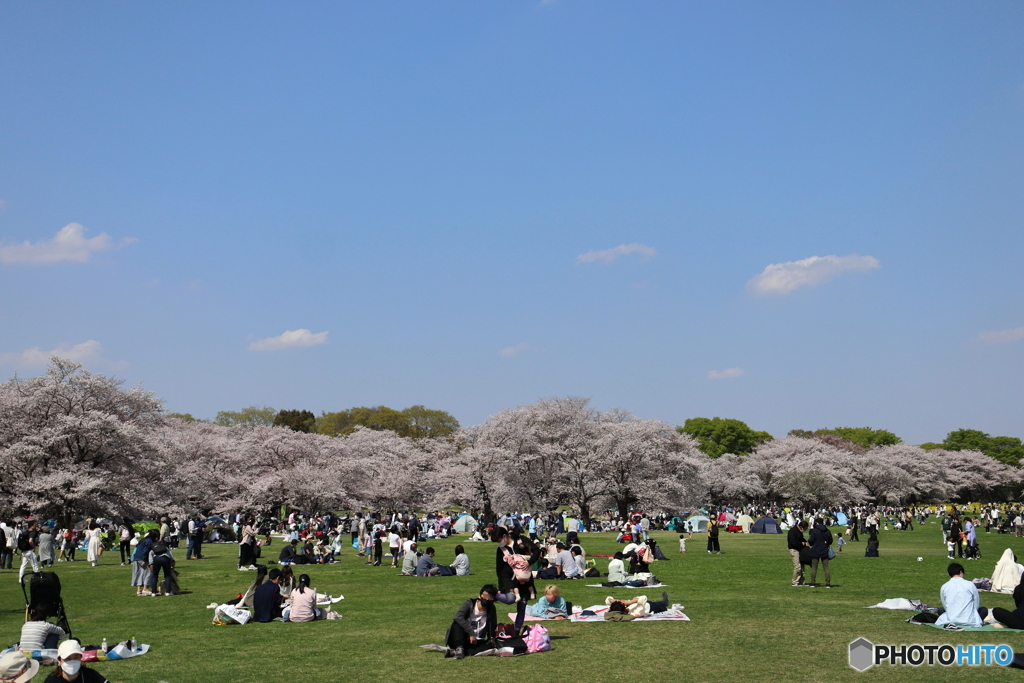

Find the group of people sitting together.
xmin=398 ymin=544 xmax=471 ymax=576
xmin=231 ymin=565 xmax=340 ymax=623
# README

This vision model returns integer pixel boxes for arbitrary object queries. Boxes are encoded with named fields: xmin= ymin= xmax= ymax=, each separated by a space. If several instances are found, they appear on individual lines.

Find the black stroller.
xmin=21 ymin=571 xmax=72 ymax=639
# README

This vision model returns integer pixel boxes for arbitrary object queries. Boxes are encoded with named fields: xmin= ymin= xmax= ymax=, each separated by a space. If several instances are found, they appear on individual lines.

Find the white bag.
xmin=214 ymin=604 xmax=251 ymax=625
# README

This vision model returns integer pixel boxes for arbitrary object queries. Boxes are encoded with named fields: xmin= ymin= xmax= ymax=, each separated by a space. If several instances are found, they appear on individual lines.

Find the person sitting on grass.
xmin=554 ymin=543 xmax=579 ymax=579
xmin=279 ymin=538 xmax=299 ymax=565
xmin=253 ymin=568 xmax=285 ymax=623
xmin=444 ymin=584 xmax=499 ymax=660
xmin=19 ymin=604 xmax=66 ymax=651
xmin=527 ymin=584 xmax=570 ymax=619
xmin=284 ymin=573 xmax=329 ymax=622
xmin=451 ymin=545 xmax=470 ymax=576
xmin=417 ymin=547 xmax=440 ymax=576
xmin=401 ymin=542 xmax=419 ymax=575
xmin=605 ymin=591 xmax=672 ymax=617
xmin=923 ymin=563 xmax=989 ymax=628
xmin=991 ymin=581 xmax=1024 ymax=629
xmin=535 ymin=558 xmax=558 ymax=580
xmin=865 ymin=532 xmax=879 ymax=558
xmin=44 ymin=639 xmax=109 ymax=683
xmin=606 ymin=551 xmax=628 ymax=585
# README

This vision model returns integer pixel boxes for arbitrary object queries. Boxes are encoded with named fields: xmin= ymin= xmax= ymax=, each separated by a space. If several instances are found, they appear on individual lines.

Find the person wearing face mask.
xmin=44 ymin=639 xmax=109 ymax=683
xmin=489 ymin=526 xmax=540 ymax=633
xmin=444 ymin=585 xmax=499 ymax=659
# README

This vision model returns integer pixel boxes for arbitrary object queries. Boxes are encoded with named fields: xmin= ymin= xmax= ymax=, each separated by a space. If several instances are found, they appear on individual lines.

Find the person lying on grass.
xmin=605 ymin=592 xmax=672 ymax=617
xmin=527 ymin=584 xmax=569 ymax=619
xmin=444 ymin=584 xmax=499 ymax=660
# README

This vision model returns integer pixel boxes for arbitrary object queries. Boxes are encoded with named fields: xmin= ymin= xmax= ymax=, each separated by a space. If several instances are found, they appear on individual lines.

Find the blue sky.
xmin=1 ymin=2 xmax=1022 ymax=443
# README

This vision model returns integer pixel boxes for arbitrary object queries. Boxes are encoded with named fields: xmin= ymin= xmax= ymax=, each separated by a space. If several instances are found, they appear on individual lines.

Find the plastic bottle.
xmin=101 ymin=638 xmax=108 ymax=653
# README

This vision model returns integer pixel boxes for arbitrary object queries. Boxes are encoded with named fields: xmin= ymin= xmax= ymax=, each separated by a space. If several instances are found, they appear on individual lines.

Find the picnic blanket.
xmin=419 ymin=644 xmax=543 ymax=657
xmin=865 ymin=598 xmax=923 ymax=611
xmin=510 ymin=606 xmax=579 ymax=621
xmin=3 ymin=644 xmax=150 ymax=662
xmin=906 ymin=619 xmax=1024 ymax=632
xmin=585 ymin=583 xmax=668 ymax=589
xmin=569 ymin=605 xmax=689 ymax=622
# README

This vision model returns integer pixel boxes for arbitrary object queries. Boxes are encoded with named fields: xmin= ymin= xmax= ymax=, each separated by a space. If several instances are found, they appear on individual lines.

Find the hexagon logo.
xmin=849 ymin=638 xmax=874 ymax=672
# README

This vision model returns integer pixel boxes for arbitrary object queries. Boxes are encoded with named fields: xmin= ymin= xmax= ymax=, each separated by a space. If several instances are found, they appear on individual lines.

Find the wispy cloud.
xmin=576 ymin=243 xmax=656 ymax=265
xmin=0 ymin=340 xmax=104 ymax=368
xmin=978 ymin=327 xmax=1024 ymax=344
xmin=747 ymin=254 xmax=879 ymax=296
xmin=708 ymin=367 xmax=744 ymax=380
xmin=499 ymin=342 xmax=533 ymax=358
xmin=0 ymin=223 xmax=135 ymax=265
xmin=248 ymin=329 xmax=329 ymax=351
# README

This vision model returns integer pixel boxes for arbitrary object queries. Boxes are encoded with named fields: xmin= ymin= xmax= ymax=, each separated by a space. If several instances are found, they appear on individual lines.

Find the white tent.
xmin=685 ymin=516 xmax=710 ymax=533
xmin=453 ymin=514 xmax=479 ymax=534
xmin=736 ymin=514 xmax=755 ymax=532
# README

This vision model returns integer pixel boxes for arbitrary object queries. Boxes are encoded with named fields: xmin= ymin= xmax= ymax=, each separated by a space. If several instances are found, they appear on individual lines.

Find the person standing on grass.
xmin=85 ymin=523 xmax=102 ymax=568
xmin=787 ymin=520 xmax=808 ymax=586
xmin=238 ymin=517 xmax=257 ymax=570
xmin=18 ymin=520 xmax=40 ymax=581
xmin=706 ymin=519 xmax=721 ymax=554
xmin=131 ymin=529 xmax=157 ymax=596
xmin=118 ymin=521 xmax=133 ymax=566
xmin=491 ymin=526 xmax=541 ymax=633
xmin=807 ymin=518 xmax=833 ymax=588
xmin=388 ymin=528 xmax=402 ymax=568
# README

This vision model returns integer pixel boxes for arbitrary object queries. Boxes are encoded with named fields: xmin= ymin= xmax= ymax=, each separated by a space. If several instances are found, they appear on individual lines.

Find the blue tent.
xmin=835 ymin=512 xmax=848 ymax=526
xmin=750 ymin=516 xmax=782 ymax=534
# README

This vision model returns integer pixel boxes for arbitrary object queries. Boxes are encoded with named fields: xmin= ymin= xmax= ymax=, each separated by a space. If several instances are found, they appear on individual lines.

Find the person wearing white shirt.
xmin=387 ymin=531 xmax=402 ymax=568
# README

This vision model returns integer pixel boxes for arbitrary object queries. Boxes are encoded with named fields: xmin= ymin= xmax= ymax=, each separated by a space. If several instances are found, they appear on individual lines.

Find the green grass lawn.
xmin=4 ymin=525 xmax=1024 ymax=682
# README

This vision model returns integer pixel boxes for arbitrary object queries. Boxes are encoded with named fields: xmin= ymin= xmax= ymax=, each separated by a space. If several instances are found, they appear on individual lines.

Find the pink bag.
xmin=524 ymin=624 xmax=551 ymax=653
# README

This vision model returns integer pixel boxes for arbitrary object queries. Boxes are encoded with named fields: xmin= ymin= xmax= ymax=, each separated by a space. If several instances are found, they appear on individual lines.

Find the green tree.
xmin=273 ymin=409 xmax=316 ymax=433
xmin=317 ymin=404 xmax=459 ymax=439
xmin=677 ymin=417 xmax=772 ymax=458
xmin=942 ymin=429 xmax=1024 ymax=466
xmin=167 ymin=412 xmax=196 ymax=422
xmin=215 ymin=405 xmax=277 ymax=428
xmin=400 ymin=405 xmax=459 ymax=439
xmin=811 ymin=427 xmax=901 ymax=448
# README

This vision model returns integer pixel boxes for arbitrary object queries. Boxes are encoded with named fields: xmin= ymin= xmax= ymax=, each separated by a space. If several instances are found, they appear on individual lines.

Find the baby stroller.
xmin=965 ymin=540 xmax=982 ymax=561
xmin=21 ymin=571 xmax=72 ymax=638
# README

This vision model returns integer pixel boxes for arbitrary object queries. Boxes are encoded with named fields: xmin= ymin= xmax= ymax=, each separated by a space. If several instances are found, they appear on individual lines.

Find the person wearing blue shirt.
xmin=526 ymin=585 xmax=569 ymax=618
xmin=131 ymin=530 xmax=156 ymax=596
xmin=936 ymin=563 xmax=988 ymax=628
xmin=417 ymin=547 xmax=440 ymax=576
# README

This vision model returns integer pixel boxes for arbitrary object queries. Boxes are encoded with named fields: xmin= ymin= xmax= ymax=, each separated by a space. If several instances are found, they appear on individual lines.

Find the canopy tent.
xmin=835 ymin=512 xmax=849 ymax=526
xmin=666 ymin=516 xmax=686 ymax=531
xmin=750 ymin=516 xmax=782 ymax=534
xmin=684 ymin=516 xmax=710 ymax=533
xmin=736 ymin=514 xmax=755 ymax=532
xmin=453 ymin=514 xmax=479 ymax=534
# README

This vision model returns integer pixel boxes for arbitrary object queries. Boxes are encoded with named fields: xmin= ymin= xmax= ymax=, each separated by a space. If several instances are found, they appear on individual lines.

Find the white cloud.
xmin=978 ymin=327 xmax=1024 ymax=344
xmin=576 ymin=243 xmax=656 ymax=265
xmin=499 ymin=343 xmax=532 ymax=358
xmin=0 ymin=340 xmax=103 ymax=368
xmin=708 ymin=367 xmax=745 ymax=380
xmin=248 ymin=329 xmax=329 ymax=351
xmin=0 ymin=223 xmax=134 ymax=265
xmin=747 ymin=254 xmax=880 ymax=296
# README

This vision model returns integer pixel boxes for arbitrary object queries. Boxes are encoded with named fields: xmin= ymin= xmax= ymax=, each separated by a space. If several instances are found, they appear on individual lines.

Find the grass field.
xmin=3 ymin=525 xmax=1024 ymax=682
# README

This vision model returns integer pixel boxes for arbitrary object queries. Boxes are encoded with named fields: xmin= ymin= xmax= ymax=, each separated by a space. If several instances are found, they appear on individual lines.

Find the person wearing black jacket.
xmin=807 ymin=519 xmax=833 ymax=588
xmin=253 ymin=569 xmax=284 ymax=622
xmin=491 ymin=527 xmax=541 ymax=633
xmin=444 ymin=585 xmax=499 ymax=659
xmin=992 ymin=582 xmax=1024 ymax=629
xmin=787 ymin=521 xmax=808 ymax=586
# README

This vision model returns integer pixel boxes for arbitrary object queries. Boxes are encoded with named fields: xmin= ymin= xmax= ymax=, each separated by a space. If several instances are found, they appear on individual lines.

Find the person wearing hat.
xmin=44 ymin=639 xmax=109 ymax=682
xmin=0 ymin=650 xmax=38 ymax=683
